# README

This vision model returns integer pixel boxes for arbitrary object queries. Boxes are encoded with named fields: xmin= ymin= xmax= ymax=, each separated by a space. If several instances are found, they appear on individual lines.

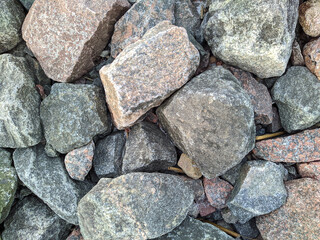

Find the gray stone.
xmin=44 ymin=143 xmax=59 ymax=158
xmin=93 ymin=131 xmax=126 ymax=178
xmin=220 ymin=159 xmax=246 ymax=186
xmin=40 ymin=83 xmax=110 ymax=154
xmin=0 ymin=149 xmax=11 ymax=167
xmin=155 ymin=216 xmax=234 ymax=240
xmin=0 ymin=54 xmax=42 ymax=148
xmin=78 ymin=173 xmax=194 ymax=240
xmin=13 ymin=145 xmax=85 ymax=224
xmin=157 ymin=67 xmax=255 ymax=179
xmin=221 ymin=208 xmax=239 ymax=224
xmin=19 ymin=0 xmax=34 ymax=9
xmin=227 ymin=160 xmax=287 ymax=224
xmin=122 ymin=122 xmax=177 ymax=173
xmin=2 ymin=196 xmax=71 ymax=240
xmin=0 ymin=0 xmax=25 ymax=53
xmin=233 ymin=218 xmax=260 ymax=239
xmin=204 ymin=0 xmax=299 ymax=78
xmin=271 ymin=66 xmax=320 ymax=133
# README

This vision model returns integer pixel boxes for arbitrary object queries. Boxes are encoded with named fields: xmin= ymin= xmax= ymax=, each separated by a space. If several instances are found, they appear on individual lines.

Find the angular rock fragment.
xmin=204 ymin=0 xmax=299 ymax=78
xmin=122 ymin=122 xmax=177 ymax=173
xmin=40 ymin=83 xmax=110 ymax=154
xmin=78 ymin=173 xmax=194 ymax=240
xmin=299 ymin=0 xmax=320 ymax=37
xmin=303 ymin=38 xmax=320 ymax=80
xmin=290 ymin=40 xmax=305 ymax=66
xmin=22 ymin=0 xmax=130 ymax=82
xmin=178 ymin=153 xmax=202 ymax=180
xmin=266 ymin=107 xmax=282 ymax=133
xmin=0 ymin=149 xmax=12 ymax=167
xmin=297 ymin=161 xmax=320 ymax=180
xmin=101 ymin=21 xmax=199 ymax=129
xmin=19 ymin=0 xmax=34 ymax=10
xmin=233 ymin=219 xmax=260 ymax=239
xmin=197 ymin=197 xmax=217 ymax=217
xmin=220 ymin=159 xmax=245 ymax=186
xmin=157 ymin=67 xmax=255 ymax=178
xmin=272 ymin=66 xmax=320 ymax=132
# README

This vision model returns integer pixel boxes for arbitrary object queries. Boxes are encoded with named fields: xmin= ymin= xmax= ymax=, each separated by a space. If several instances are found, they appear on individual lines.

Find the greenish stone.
xmin=0 ymin=149 xmax=11 ymax=167
xmin=19 ymin=0 xmax=34 ymax=10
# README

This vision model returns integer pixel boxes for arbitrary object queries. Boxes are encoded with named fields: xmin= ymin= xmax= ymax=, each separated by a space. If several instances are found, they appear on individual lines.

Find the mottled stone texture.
xmin=66 ymin=227 xmax=84 ymax=240
xmin=303 ymin=38 xmax=320 ymax=80
xmin=204 ymin=0 xmax=299 ymax=78
xmin=178 ymin=153 xmax=202 ymax=180
xmin=0 ymin=149 xmax=12 ymax=167
xmin=0 ymin=54 xmax=42 ymax=148
xmin=299 ymin=0 xmax=320 ymax=37
xmin=40 ymin=83 xmax=110 ymax=154
xmin=22 ymin=0 xmax=130 ymax=82
xmin=256 ymin=178 xmax=320 ymax=240
xmin=290 ymin=40 xmax=305 ymax=66
xmin=254 ymin=129 xmax=320 ymax=163
xmin=297 ymin=161 xmax=320 ymax=180
xmin=272 ymin=66 xmax=320 ymax=132
xmin=157 ymin=67 xmax=255 ymax=179
xmin=100 ymin=21 xmax=199 ymax=129
xmin=78 ymin=173 xmax=194 ymax=240
xmin=0 ymin=0 xmax=25 ymax=53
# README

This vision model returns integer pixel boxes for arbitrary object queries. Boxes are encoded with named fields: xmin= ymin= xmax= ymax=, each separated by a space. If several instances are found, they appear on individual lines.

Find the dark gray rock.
xmin=0 ymin=54 xmax=42 ymax=148
xmin=78 ymin=173 xmax=194 ymax=240
xmin=227 ymin=160 xmax=287 ymax=223
xmin=13 ymin=145 xmax=85 ymax=224
xmin=233 ymin=218 xmax=260 ymax=239
xmin=19 ymin=0 xmax=34 ymax=9
xmin=188 ymin=33 xmax=210 ymax=73
xmin=0 ymin=0 xmax=25 ymax=53
xmin=40 ymin=83 xmax=110 ymax=154
xmin=93 ymin=131 xmax=126 ymax=178
xmin=204 ymin=0 xmax=299 ymax=78
xmin=220 ymin=159 xmax=246 ymax=186
xmin=0 ymin=149 xmax=11 ymax=167
xmin=271 ymin=66 xmax=320 ymax=133
xmin=157 ymin=67 xmax=255 ymax=179
xmin=122 ymin=122 xmax=177 ymax=173
xmin=155 ymin=216 xmax=234 ymax=240
xmin=2 ymin=196 xmax=71 ymax=240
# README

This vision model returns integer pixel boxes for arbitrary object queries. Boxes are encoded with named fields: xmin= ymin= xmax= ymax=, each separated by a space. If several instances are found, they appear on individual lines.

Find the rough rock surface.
xmin=0 ymin=0 xmax=25 ymax=53
xmin=65 ymin=141 xmax=95 ymax=181
xmin=2 ymin=196 xmax=71 ymax=240
xmin=122 ymin=122 xmax=177 ymax=173
xmin=297 ymin=161 xmax=320 ymax=180
xmin=266 ymin=107 xmax=282 ymax=133
xmin=157 ymin=67 xmax=255 ymax=178
xmin=227 ymin=160 xmax=287 ymax=223
xmin=0 ymin=149 xmax=12 ymax=167
xmin=101 ymin=21 xmax=199 ymax=129
xmin=299 ymin=0 xmax=320 ymax=37
xmin=271 ymin=66 xmax=320 ymax=132
xmin=0 ymin=54 xmax=42 ymax=148
xmin=197 ymin=197 xmax=217 ymax=217
xmin=13 ymin=145 xmax=85 ymax=224
xmin=220 ymin=159 xmax=245 ymax=186
xmin=204 ymin=0 xmax=299 ymax=78
xmin=178 ymin=153 xmax=202 ymax=180
xmin=253 ymin=128 xmax=320 ymax=163
xmin=22 ymin=0 xmax=130 ymax=82
xmin=110 ymin=0 xmax=175 ymax=58
xmin=93 ymin=131 xmax=125 ymax=178
xmin=303 ymin=38 xmax=320 ymax=80
xmin=78 ymin=173 xmax=194 ymax=240
xmin=256 ymin=178 xmax=320 ymax=240
xmin=290 ymin=40 xmax=305 ymax=66
xmin=19 ymin=0 xmax=34 ymax=10
xmin=40 ymin=83 xmax=110 ymax=154
xmin=233 ymin=219 xmax=260 ymax=239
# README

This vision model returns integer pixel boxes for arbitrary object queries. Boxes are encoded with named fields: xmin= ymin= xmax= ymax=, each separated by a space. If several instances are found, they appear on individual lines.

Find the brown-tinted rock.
xmin=299 ymin=0 xmax=320 ymax=37
xmin=253 ymin=128 xmax=320 ymax=163
xmin=100 ymin=21 xmax=199 ymax=129
xmin=22 ymin=0 xmax=130 ymax=82
xmin=266 ymin=107 xmax=282 ymax=133
xmin=196 ymin=197 xmax=217 ymax=217
xmin=297 ymin=161 xmax=320 ymax=180
xmin=66 ymin=227 xmax=84 ymax=240
xmin=303 ymin=38 xmax=320 ymax=80
xmin=290 ymin=40 xmax=305 ymax=66
xmin=256 ymin=178 xmax=320 ymax=240
xmin=178 ymin=154 xmax=202 ymax=179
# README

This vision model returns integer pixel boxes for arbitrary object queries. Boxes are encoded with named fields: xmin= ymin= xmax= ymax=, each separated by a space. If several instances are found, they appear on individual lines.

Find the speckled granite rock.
xmin=78 ymin=173 xmax=194 ymax=240
xmin=299 ymin=0 xmax=320 ymax=37
xmin=303 ymin=38 xmax=320 ymax=80
xmin=204 ymin=0 xmax=299 ymax=78
xmin=100 ymin=21 xmax=199 ymax=129
xmin=157 ymin=67 xmax=255 ymax=178
xmin=256 ymin=178 xmax=320 ymax=240
xmin=297 ymin=161 xmax=320 ymax=180
xmin=271 ymin=66 xmax=320 ymax=132
xmin=40 ymin=83 xmax=110 ymax=154
xmin=22 ymin=0 xmax=130 ymax=82
xmin=0 ymin=149 xmax=12 ymax=167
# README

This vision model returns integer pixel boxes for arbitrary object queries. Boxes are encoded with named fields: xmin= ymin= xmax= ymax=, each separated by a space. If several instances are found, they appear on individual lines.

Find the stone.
xmin=233 ymin=219 xmax=260 ymax=239
xmin=40 ymin=83 xmax=110 ymax=154
xmin=221 ymin=208 xmax=239 ymax=224
xmin=2 ymin=196 xmax=71 ymax=240
xmin=271 ymin=66 xmax=320 ymax=132
xmin=197 ymin=197 xmax=217 ymax=217
xmin=0 ymin=54 xmax=42 ymax=148
xmin=155 ymin=216 xmax=234 ymax=240
xmin=290 ymin=40 xmax=305 ymax=66
xmin=66 ymin=227 xmax=84 ymax=240
xmin=266 ymin=107 xmax=282 ymax=133
xmin=297 ymin=161 xmax=320 ymax=180
xmin=256 ymin=178 xmax=320 ymax=240
xmin=178 ymin=154 xmax=202 ymax=179
xmin=253 ymin=128 xmax=320 ymax=163
xmin=157 ymin=66 xmax=255 ymax=179
xmin=122 ymin=122 xmax=177 ymax=173
xmin=0 ymin=0 xmax=25 ymax=53
xmin=178 ymin=177 xmax=205 ymax=202
xmin=303 ymin=38 xmax=320 ymax=80
xmin=227 ymin=160 xmax=287 ymax=223
xmin=78 ymin=173 xmax=194 ymax=240
xmin=203 ymin=177 xmax=233 ymax=209
xmin=0 ymin=166 xmax=17 ymax=223
xmin=110 ymin=0 xmax=175 ymax=58
xmin=101 ymin=21 xmax=199 ymax=129
xmin=204 ymin=0 xmax=299 ymax=78
xmin=93 ymin=131 xmax=126 ymax=178
xmin=13 ymin=145 xmax=85 ymax=224
xmin=0 ymin=149 xmax=12 ymax=167
xmin=188 ymin=33 xmax=210 ymax=73
xmin=220 ymin=160 xmax=245 ymax=186
xmin=65 ymin=141 xmax=95 ymax=181
xmin=299 ymin=0 xmax=320 ymax=37
xmin=22 ymin=0 xmax=130 ymax=82
xmin=19 ymin=0 xmax=34 ymax=10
